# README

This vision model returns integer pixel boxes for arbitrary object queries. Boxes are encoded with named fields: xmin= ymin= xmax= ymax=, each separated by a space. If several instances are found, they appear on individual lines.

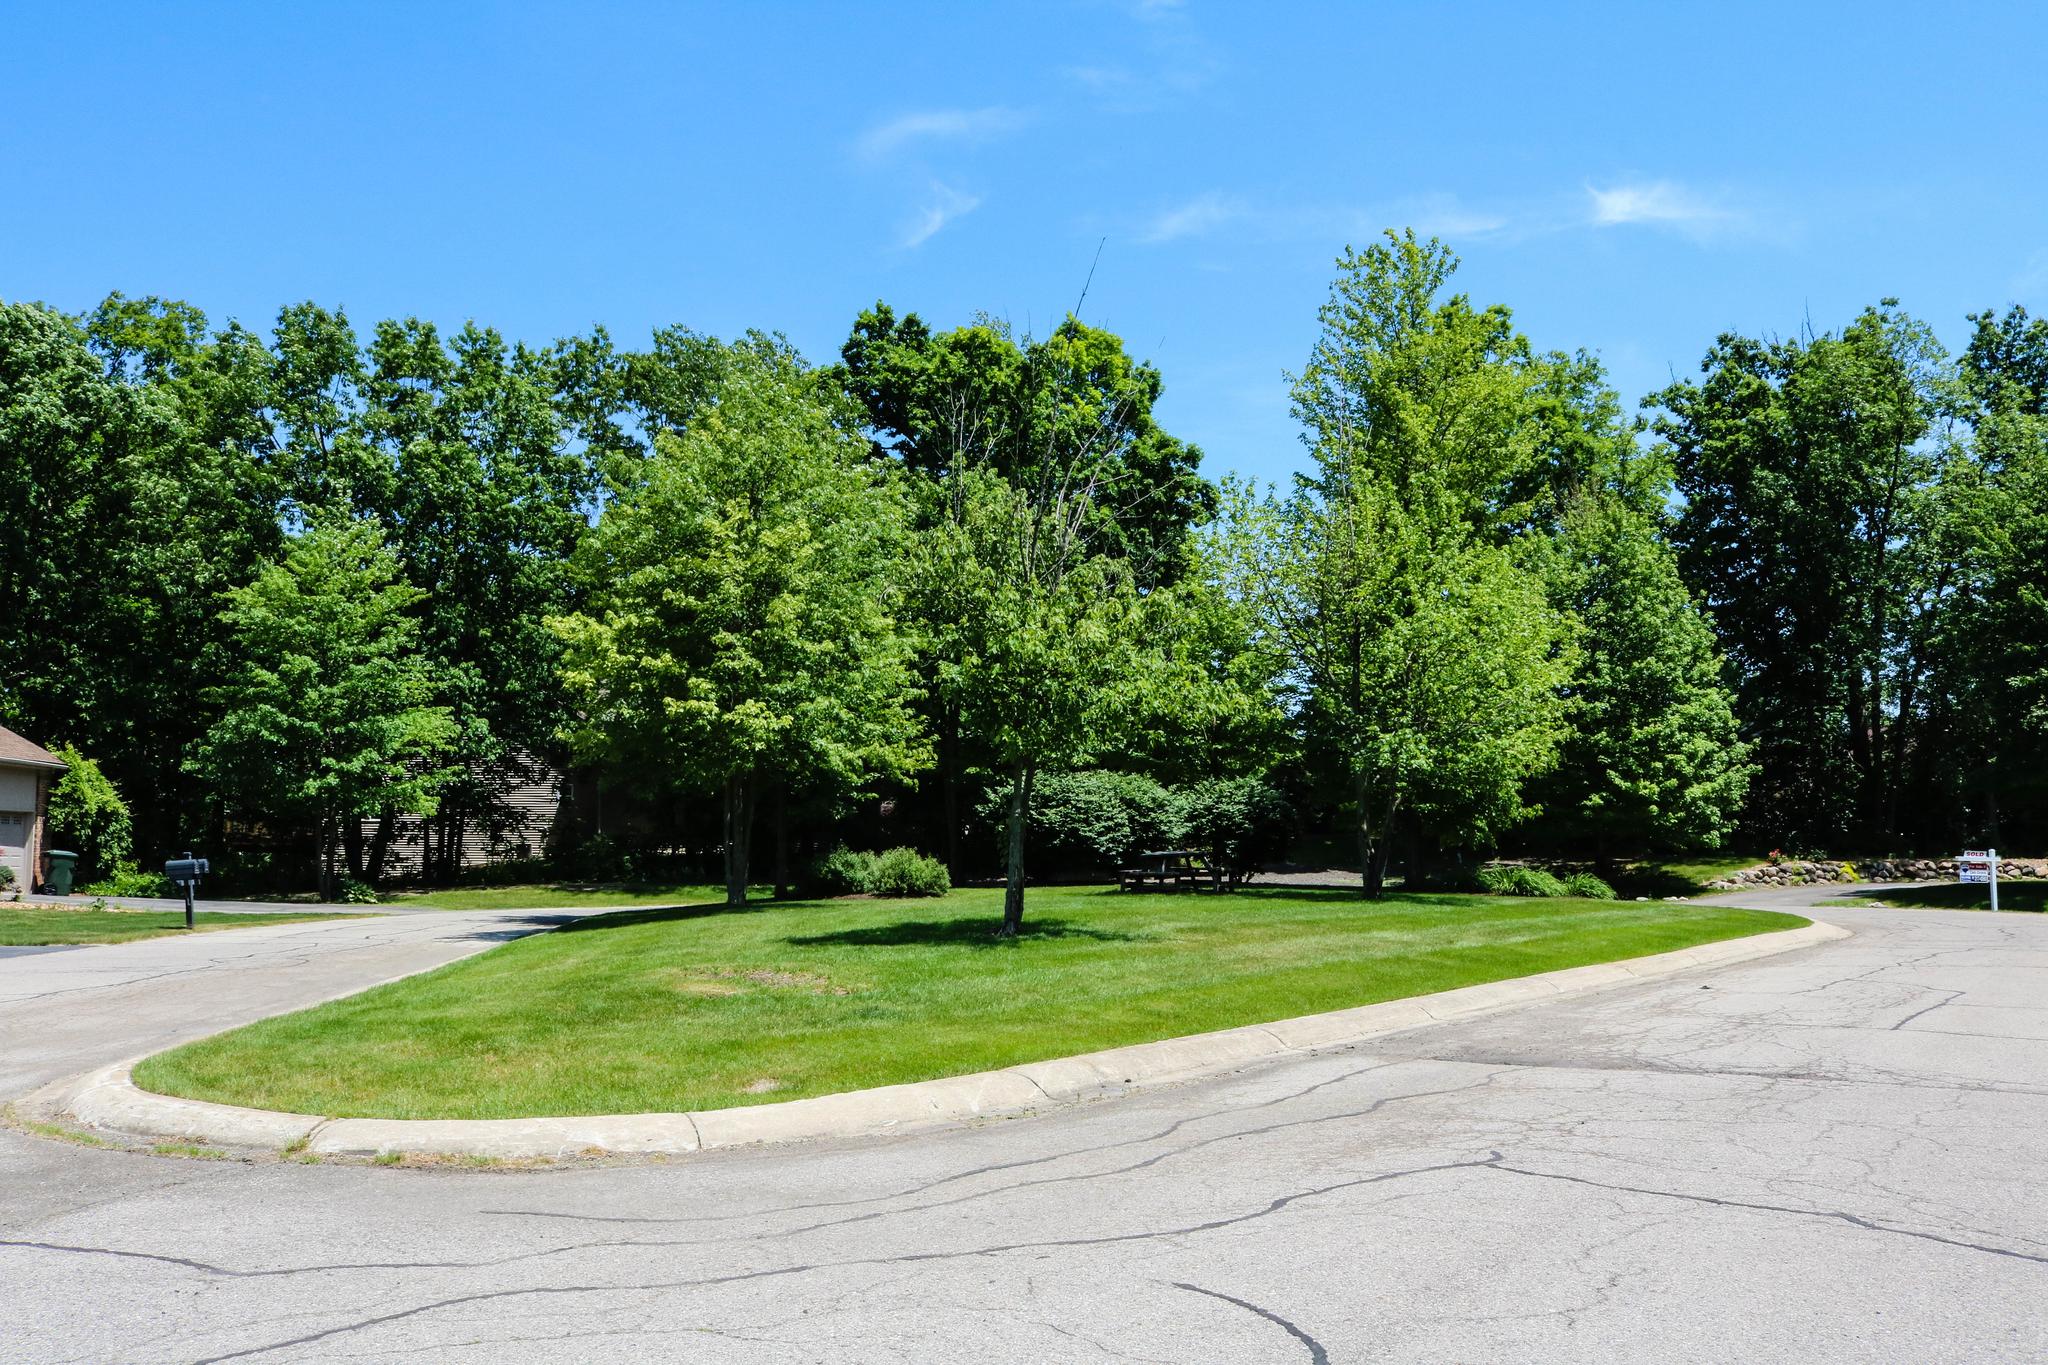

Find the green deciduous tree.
xmin=196 ymin=517 xmax=457 ymax=899
xmin=554 ymin=345 xmax=925 ymax=907
xmin=840 ymin=304 xmax=1215 ymax=583
xmin=1222 ymin=480 xmax=1573 ymax=895
xmin=918 ymin=466 xmax=1136 ymax=933
xmin=46 ymin=745 xmax=133 ymax=879
xmin=1655 ymin=302 xmax=1955 ymax=847
xmin=342 ymin=318 xmax=598 ymax=878
xmin=1533 ymin=495 xmax=1752 ymax=851
xmin=1222 ymin=232 xmax=1576 ymax=896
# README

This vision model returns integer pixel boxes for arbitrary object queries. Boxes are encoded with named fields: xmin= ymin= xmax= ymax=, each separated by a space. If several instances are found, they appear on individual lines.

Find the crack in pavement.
xmin=1170 ymin=1281 xmax=1329 ymax=1364
xmin=178 ymin=1152 xmax=1508 ymax=1363
xmin=1890 ymin=989 xmax=1967 ymax=1031
xmin=1490 ymin=1162 xmax=2048 ymax=1265
xmin=479 ymin=1054 xmax=1410 ymax=1229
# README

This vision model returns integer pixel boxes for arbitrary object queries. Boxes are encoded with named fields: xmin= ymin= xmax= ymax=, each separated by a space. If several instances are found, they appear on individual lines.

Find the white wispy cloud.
xmin=1140 ymin=191 xmax=1244 ymax=243
xmin=1134 ymin=191 xmax=1509 ymax=247
xmin=901 ymin=182 xmax=981 ymax=248
xmin=1369 ymin=193 xmax=1508 ymax=239
xmin=858 ymin=107 xmax=1027 ymax=161
xmin=1586 ymin=180 xmax=1741 ymax=233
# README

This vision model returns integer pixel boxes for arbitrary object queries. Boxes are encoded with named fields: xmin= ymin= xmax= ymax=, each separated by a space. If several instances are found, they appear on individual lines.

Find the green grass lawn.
xmin=378 ymin=882 xmax=745 ymax=911
xmin=0 ymin=906 xmax=361 ymax=946
xmin=1823 ymin=881 xmax=2045 ymax=912
xmin=135 ymin=886 xmax=1803 ymax=1120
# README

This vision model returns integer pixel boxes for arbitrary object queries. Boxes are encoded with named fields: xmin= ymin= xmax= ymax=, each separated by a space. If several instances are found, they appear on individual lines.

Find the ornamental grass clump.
xmin=1476 ymin=865 xmax=1570 ymax=898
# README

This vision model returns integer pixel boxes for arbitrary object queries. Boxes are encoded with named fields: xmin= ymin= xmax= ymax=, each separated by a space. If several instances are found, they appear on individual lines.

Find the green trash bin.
xmin=43 ymin=849 xmax=78 ymax=896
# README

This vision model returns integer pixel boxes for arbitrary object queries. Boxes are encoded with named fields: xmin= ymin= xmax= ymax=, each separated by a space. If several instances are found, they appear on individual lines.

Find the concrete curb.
xmin=37 ymin=920 xmax=1849 ymax=1161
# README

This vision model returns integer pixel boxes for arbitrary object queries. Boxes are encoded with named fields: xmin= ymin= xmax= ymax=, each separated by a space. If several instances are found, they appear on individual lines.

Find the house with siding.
xmin=0 ymin=725 xmax=66 ymax=891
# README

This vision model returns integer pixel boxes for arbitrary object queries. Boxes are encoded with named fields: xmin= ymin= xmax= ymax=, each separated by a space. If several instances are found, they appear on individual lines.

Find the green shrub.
xmin=979 ymin=770 xmax=1184 ymax=873
xmin=1476 ymin=865 xmax=1569 ymax=898
xmin=78 ymin=862 xmax=173 ymax=898
xmin=568 ymin=834 xmax=633 ymax=882
xmin=809 ymin=845 xmax=878 ymax=896
xmin=868 ymin=847 xmax=950 ymax=898
xmin=337 ymin=878 xmax=380 ymax=905
xmin=47 ymin=746 xmax=132 ymax=881
xmin=1563 ymin=872 xmax=1616 ymax=900
xmin=0 ymin=865 xmax=14 ymax=890
xmin=1179 ymin=776 xmax=1294 ymax=887
xmin=1514 ymin=868 xmax=1570 ymax=898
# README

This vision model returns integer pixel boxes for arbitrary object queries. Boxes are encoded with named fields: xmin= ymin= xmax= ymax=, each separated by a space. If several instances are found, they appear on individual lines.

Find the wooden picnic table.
xmin=1119 ymin=849 xmax=1224 ymax=893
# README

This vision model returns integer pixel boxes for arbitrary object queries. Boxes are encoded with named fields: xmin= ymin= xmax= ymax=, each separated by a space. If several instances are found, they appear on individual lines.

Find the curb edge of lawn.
xmin=27 ymin=917 xmax=1851 ymax=1161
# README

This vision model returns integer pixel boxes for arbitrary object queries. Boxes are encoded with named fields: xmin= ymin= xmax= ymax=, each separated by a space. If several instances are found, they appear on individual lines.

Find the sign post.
xmin=1958 ymin=848 xmax=1999 ymax=912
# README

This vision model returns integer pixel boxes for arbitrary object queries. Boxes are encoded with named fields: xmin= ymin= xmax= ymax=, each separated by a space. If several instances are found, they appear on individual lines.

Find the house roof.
xmin=0 ymin=725 xmax=66 ymax=770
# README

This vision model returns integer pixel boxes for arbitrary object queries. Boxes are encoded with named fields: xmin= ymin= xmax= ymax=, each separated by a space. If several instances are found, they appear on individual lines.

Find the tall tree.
xmin=839 ymin=305 xmax=1217 ymax=879
xmin=351 ymin=318 xmax=595 ymax=877
xmin=83 ymin=295 xmax=294 ymax=854
xmin=1533 ymin=495 xmax=1752 ymax=851
xmin=933 ymin=467 xmax=1138 ymax=934
xmin=195 ymin=516 xmax=456 ymax=899
xmin=1220 ymin=478 xmax=1573 ymax=895
xmin=554 ymin=344 xmax=925 ymax=907
xmin=1223 ymin=232 xmax=1576 ymax=896
xmin=1926 ymin=318 xmax=2048 ymax=846
xmin=1655 ymin=302 xmax=1954 ymax=847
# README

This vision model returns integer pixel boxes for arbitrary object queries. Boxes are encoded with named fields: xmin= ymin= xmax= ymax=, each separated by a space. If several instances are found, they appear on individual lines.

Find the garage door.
xmin=0 ymin=812 xmax=28 ymax=888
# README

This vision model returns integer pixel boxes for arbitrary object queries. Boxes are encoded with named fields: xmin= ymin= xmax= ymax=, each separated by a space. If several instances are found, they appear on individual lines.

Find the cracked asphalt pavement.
xmin=2 ymin=891 xmax=2043 ymax=1362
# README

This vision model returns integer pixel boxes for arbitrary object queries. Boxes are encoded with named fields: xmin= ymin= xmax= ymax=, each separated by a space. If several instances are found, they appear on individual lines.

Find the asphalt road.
xmin=1 ymin=889 xmax=2043 ymax=1363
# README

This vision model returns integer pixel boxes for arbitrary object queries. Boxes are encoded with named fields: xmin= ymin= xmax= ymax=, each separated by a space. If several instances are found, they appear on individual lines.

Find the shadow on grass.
xmin=787 ymin=916 xmax=1143 ymax=949
xmin=551 ymin=903 xmax=770 ymax=934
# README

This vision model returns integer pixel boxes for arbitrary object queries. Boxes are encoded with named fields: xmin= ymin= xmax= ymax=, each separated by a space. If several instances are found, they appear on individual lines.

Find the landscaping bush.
xmin=1476 ymin=865 xmax=1570 ymax=898
xmin=1563 ymin=872 xmax=1616 ymax=900
xmin=78 ymin=862 xmax=175 ymax=898
xmin=808 ymin=845 xmax=879 ymax=896
xmin=337 ymin=878 xmax=380 ymax=905
xmin=979 ymin=769 xmax=1184 ymax=874
xmin=568 ymin=833 xmax=634 ymax=882
xmin=46 ymin=745 xmax=132 ymax=882
xmin=1179 ymin=775 xmax=1294 ymax=887
xmin=867 ymin=847 xmax=951 ymax=898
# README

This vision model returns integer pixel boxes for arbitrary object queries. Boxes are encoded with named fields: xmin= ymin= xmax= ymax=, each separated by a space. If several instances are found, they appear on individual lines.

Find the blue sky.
xmin=6 ymin=1 xmax=2045 ymax=485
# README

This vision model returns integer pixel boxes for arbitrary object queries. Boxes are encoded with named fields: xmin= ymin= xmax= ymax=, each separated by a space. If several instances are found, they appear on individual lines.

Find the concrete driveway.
xmin=1 ymin=891 xmax=2043 ymax=1362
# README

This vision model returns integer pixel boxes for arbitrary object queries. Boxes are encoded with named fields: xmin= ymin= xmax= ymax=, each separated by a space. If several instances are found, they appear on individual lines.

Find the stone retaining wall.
xmin=1708 ymin=857 xmax=2046 ymax=889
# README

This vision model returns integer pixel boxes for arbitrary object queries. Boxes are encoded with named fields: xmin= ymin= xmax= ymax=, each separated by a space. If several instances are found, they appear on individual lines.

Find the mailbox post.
xmin=164 ymin=852 xmax=210 ymax=930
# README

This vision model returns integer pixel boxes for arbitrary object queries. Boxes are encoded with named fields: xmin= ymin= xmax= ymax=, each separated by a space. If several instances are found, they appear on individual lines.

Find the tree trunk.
xmin=316 ymin=813 xmax=337 ymax=902
xmin=342 ymin=817 xmax=365 ymax=881
xmin=1403 ymin=809 xmax=1423 ymax=891
xmin=365 ymin=809 xmax=395 ymax=885
xmin=939 ymin=710 xmax=962 ymax=881
xmin=1354 ymin=767 xmax=1399 ymax=901
xmin=997 ymin=761 xmax=1034 ymax=937
xmin=722 ymin=773 xmax=756 ymax=908
xmin=772 ymin=787 xmax=791 ymax=901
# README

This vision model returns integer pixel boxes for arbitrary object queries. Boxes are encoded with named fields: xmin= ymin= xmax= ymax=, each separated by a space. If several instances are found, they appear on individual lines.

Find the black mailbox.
xmin=164 ymin=852 xmax=209 ymax=929
xmin=164 ymin=856 xmax=210 ymax=884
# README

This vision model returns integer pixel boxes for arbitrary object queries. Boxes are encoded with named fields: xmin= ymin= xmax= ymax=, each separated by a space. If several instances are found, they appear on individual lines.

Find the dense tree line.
xmin=3 ymin=234 xmax=2043 ymax=910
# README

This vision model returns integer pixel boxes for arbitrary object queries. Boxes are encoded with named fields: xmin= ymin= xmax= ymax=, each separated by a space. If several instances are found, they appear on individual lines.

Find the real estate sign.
xmin=1957 ymin=849 xmax=1999 ymax=911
